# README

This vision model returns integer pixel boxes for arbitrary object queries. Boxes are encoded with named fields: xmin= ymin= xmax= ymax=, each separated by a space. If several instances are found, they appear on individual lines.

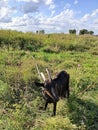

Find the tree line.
xmin=36 ymin=29 xmax=94 ymax=35
xmin=69 ymin=29 xmax=94 ymax=35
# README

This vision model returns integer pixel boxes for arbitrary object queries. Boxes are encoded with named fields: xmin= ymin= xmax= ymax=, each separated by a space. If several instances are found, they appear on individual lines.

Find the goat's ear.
xmin=34 ymin=81 xmax=44 ymax=87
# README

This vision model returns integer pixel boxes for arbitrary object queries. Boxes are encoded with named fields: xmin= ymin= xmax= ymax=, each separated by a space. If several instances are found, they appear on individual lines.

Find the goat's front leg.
xmin=53 ymin=102 xmax=57 ymax=116
xmin=44 ymin=102 xmax=48 ymax=110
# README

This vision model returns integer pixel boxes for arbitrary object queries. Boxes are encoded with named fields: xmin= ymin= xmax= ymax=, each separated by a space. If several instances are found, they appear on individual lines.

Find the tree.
xmin=88 ymin=31 xmax=94 ymax=35
xmin=36 ymin=30 xmax=45 ymax=34
xmin=40 ymin=30 xmax=45 ymax=34
xmin=36 ymin=30 xmax=39 ymax=34
xmin=79 ymin=29 xmax=94 ymax=35
xmin=69 ymin=29 xmax=76 ymax=34
xmin=79 ymin=29 xmax=88 ymax=35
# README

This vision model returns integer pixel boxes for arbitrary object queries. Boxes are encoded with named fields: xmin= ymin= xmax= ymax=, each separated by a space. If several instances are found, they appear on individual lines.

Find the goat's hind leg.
xmin=44 ymin=102 xmax=48 ymax=110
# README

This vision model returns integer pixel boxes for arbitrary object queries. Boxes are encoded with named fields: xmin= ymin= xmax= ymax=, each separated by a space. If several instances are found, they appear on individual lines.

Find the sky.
xmin=0 ymin=0 xmax=98 ymax=34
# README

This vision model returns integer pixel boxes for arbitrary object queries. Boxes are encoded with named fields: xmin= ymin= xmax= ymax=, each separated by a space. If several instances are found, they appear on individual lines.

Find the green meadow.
xmin=0 ymin=30 xmax=98 ymax=130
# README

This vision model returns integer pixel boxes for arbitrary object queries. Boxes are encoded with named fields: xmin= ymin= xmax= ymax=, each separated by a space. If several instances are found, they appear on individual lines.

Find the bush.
xmin=33 ymin=116 xmax=78 ymax=130
xmin=0 ymin=80 xmax=11 ymax=102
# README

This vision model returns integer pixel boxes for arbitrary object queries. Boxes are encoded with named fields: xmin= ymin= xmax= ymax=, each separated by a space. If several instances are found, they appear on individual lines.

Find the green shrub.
xmin=33 ymin=116 xmax=78 ymax=130
xmin=0 ymin=80 xmax=11 ymax=101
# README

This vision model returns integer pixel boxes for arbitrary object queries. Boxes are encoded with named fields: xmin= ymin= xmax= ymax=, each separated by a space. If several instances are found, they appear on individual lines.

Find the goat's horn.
xmin=32 ymin=56 xmax=42 ymax=81
xmin=40 ymin=72 xmax=46 ymax=81
xmin=35 ymin=64 xmax=46 ymax=81
xmin=46 ymin=68 xmax=52 ymax=81
xmin=32 ymin=56 xmax=46 ymax=82
xmin=35 ymin=64 xmax=42 ymax=79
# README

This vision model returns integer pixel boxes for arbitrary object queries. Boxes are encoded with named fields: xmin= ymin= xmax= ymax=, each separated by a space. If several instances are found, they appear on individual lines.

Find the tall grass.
xmin=0 ymin=30 xmax=98 ymax=130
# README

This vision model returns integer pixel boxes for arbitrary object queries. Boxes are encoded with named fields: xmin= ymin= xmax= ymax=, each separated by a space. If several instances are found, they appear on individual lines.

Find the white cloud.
xmin=41 ymin=0 xmax=55 ymax=10
xmin=0 ymin=0 xmax=17 ymax=23
xmin=0 ymin=0 xmax=8 ymax=5
xmin=50 ymin=10 xmax=55 ymax=17
xmin=64 ymin=3 xmax=71 ymax=10
xmin=0 ymin=7 xmax=9 ymax=19
xmin=0 ymin=6 xmax=14 ymax=23
xmin=1 ymin=0 xmax=98 ymax=34
xmin=80 ymin=14 xmax=90 ymax=22
xmin=20 ymin=2 xmax=39 ymax=13
xmin=75 ymin=9 xmax=98 ymax=34
xmin=0 ymin=0 xmax=8 ymax=10
xmin=74 ymin=0 xmax=78 ymax=5
xmin=37 ymin=9 xmax=75 ymax=33
xmin=49 ymin=3 xmax=55 ymax=10
xmin=45 ymin=0 xmax=53 ymax=5
xmin=16 ymin=0 xmax=53 ymax=4
xmin=16 ymin=0 xmax=36 ymax=2
xmin=16 ymin=0 xmax=54 ymax=5
xmin=93 ymin=18 xmax=98 ymax=24
xmin=15 ymin=0 xmax=55 ymax=14
xmin=91 ymin=9 xmax=98 ymax=17
xmin=3 ymin=8 xmax=75 ymax=33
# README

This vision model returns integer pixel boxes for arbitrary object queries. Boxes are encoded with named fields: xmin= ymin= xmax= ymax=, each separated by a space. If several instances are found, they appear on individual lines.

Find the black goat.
xmin=35 ymin=68 xmax=70 ymax=116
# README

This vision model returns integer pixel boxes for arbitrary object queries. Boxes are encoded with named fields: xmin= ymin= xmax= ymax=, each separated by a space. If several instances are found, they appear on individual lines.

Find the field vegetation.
xmin=0 ymin=30 xmax=98 ymax=130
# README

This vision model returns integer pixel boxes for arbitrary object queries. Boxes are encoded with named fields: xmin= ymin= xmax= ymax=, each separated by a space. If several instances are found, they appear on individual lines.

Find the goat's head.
xmin=35 ymin=66 xmax=59 ymax=103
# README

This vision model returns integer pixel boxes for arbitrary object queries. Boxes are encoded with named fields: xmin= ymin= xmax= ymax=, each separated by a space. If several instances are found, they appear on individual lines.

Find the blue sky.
xmin=0 ymin=0 xmax=98 ymax=34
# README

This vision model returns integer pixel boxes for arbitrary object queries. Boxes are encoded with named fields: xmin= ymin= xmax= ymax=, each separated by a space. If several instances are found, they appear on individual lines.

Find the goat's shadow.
xmin=68 ymin=96 xmax=98 ymax=130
